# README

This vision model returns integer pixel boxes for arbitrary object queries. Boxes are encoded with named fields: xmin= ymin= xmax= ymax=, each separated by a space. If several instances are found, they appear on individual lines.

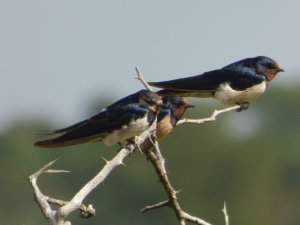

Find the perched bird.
xmin=34 ymin=90 xmax=162 ymax=148
xmin=155 ymin=96 xmax=194 ymax=139
xmin=141 ymin=95 xmax=194 ymax=151
xmin=149 ymin=56 xmax=284 ymax=110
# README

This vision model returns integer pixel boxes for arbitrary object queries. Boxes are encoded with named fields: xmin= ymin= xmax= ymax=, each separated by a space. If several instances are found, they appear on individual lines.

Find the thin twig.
xmin=222 ymin=202 xmax=229 ymax=225
xmin=135 ymin=66 xmax=153 ymax=91
xmin=46 ymin=197 xmax=96 ymax=218
xmin=182 ymin=211 xmax=213 ymax=225
xmin=140 ymin=200 xmax=170 ymax=213
xmin=177 ymin=105 xmax=240 ymax=126
xmin=44 ymin=169 xmax=70 ymax=174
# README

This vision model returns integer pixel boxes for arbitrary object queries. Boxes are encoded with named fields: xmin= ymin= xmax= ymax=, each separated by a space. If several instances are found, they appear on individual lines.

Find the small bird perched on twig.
xmin=141 ymin=95 xmax=194 ymax=151
xmin=149 ymin=56 xmax=284 ymax=111
xmin=156 ymin=96 xmax=194 ymax=139
xmin=34 ymin=90 xmax=162 ymax=148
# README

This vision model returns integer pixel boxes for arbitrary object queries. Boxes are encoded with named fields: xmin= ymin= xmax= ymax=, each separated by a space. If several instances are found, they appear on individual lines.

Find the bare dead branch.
xmin=135 ymin=67 xmax=232 ymax=225
xmin=29 ymin=146 xmax=134 ymax=225
xmin=140 ymin=200 xmax=170 ymax=213
xmin=44 ymin=169 xmax=70 ymax=174
xmin=28 ymin=158 xmax=60 ymax=224
xmin=177 ymin=105 xmax=240 ymax=126
xmin=29 ymin=119 xmax=157 ymax=225
xmin=45 ymin=197 xmax=96 ymax=218
xmin=56 ymin=146 xmax=133 ymax=223
xmin=222 ymin=202 xmax=229 ymax=225
xmin=142 ymin=141 xmax=213 ymax=225
xmin=140 ymin=190 xmax=183 ymax=213
xmin=181 ymin=211 xmax=213 ymax=225
xmin=135 ymin=66 xmax=153 ymax=91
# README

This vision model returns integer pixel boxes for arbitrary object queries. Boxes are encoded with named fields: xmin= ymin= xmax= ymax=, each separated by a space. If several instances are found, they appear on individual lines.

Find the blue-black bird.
xmin=156 ymin=96 xmax=194 ymax=139
xmin=34 ymin=90 xmax=162 ymax=148
xmin=141 ymin=95 xmax=194 ymax=151
xmin=149 ymin=56 xmax=284 ymax=110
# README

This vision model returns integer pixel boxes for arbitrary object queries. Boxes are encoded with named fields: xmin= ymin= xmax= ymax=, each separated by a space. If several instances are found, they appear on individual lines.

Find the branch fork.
xmin=30 ymin=67 xmax=234 ymax=225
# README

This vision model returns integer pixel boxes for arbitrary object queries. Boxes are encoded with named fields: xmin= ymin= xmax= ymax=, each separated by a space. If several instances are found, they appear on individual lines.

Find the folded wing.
xmin=34 ymin=104 xmax=148 ymax=147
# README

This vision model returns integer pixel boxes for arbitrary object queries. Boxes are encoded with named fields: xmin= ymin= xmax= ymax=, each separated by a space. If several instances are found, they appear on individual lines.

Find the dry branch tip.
xmin=29 ymin=157 xmax=61 ymax=179
xmin=135 ymin=66 xmax=152 ymax=91
xmin=44 ymin=169 xmax=70 ymax=174
xmin=222 ymin=202 xmax=229 ymax=225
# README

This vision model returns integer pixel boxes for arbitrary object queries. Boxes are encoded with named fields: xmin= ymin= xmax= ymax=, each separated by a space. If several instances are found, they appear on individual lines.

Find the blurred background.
xmin=1 ymin=0 xmax=300 ymax=225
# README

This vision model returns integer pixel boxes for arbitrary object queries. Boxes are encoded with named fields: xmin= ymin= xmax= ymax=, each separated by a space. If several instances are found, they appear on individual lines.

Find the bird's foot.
xmin=236 ymin=103 xmax=250 ymax=112
xmin=133 ymin=136 xmax=144 ymax=154
xmin=117 ymin=141 xmax=135 ymax=155
xmin=118 ymin=138 xmax=143 ymax=155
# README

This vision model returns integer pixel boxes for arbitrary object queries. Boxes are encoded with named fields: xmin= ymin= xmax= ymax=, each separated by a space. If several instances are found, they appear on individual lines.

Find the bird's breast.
xmin=214 ymin=81 xmax=267 ymax=105
xmin=103 ymin=115 xmax=150 ymax=146
xmin=156 ymin=115 xmax=173 ymax=139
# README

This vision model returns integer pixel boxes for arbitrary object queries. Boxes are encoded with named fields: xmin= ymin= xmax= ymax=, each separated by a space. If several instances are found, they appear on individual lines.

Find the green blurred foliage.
xmin=1 ymin=86 xmax=300 ymax=225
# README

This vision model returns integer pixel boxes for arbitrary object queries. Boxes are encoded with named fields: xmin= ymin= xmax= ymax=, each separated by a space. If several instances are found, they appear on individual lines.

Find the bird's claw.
xmin=117 ymin=137 xmax=143 ymax=155
xmin=236 ymin=103 xmax=249 ymax=112
xmin=117 ymin=141 xmax=135 ymax=154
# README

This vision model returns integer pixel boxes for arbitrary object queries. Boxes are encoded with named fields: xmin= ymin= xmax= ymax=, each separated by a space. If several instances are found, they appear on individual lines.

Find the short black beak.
xmin=185 ymin=104 xmax=195 ymax=108
xmin=277 ymin=68 xmax=284 ymax=72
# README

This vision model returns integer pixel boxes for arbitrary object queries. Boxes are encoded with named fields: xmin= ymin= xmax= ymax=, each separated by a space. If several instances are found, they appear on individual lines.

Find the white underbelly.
xmin=214 ymin=82 xmax=267 ymax=106
xmin=103 ymin=116 xmax=149 ymax=146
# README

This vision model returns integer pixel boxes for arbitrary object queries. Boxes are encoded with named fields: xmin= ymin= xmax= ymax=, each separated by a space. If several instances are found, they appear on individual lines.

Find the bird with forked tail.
xmin=149 ymin=56 xmax=284 ymax=111
xmin=34 ymin=90 xmax=162 ymax=148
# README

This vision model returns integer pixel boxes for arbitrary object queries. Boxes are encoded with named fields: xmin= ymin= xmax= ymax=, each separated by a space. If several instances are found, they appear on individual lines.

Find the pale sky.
xmin=1 ymin=0 xmax=299 ymax=131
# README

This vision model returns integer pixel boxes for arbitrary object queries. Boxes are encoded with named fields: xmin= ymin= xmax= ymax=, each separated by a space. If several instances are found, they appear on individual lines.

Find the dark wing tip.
xmin=34 ymin=136 xmax=76 ymax=148
xmin=148 ymin=81 xmax=168 ymax=89
xmin=34 ymin=139 xmax=56 ymax=148
xmin=156 ymin=89 xmax=178 ymax=96
xmin=34 ymin=139 xmax=80 ymax=148
xmin=148 ymin=81 xmax=157 ymax=86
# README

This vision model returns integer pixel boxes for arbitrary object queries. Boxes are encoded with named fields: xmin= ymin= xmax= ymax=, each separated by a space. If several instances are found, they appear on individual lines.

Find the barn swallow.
xmin=155 ymin=96 xmax=194 ymax=139
xmin=149 ymin=56 xmax=284 ymax=110
xmin=141 ymin=96 xmax=194 ymax=151
xmin=34 ymin=90 xmax=162 ymax=148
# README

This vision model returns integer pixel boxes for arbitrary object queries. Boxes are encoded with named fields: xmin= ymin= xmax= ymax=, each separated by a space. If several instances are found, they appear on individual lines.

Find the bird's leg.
xmin=117 ymin=141 xmax=135 ymax=155
xmin=236 ymin=103 xmax=250 ymax=112
xmin=120 ymin=139 xmax=137 ymax=155
xmin=133 ymin=136 xmax=144 ymax=154
xmin=117 ymin=142 xmax=126 ymax=151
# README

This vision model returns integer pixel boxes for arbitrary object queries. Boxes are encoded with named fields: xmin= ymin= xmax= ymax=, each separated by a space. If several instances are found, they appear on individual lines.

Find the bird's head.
xmin=254 ymin=56 xmax=284 ymax=81
xmin=162 ymin=96 xmax=194 ymax=124
xmin=139 ymin=90 xmax=163 ymax=113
